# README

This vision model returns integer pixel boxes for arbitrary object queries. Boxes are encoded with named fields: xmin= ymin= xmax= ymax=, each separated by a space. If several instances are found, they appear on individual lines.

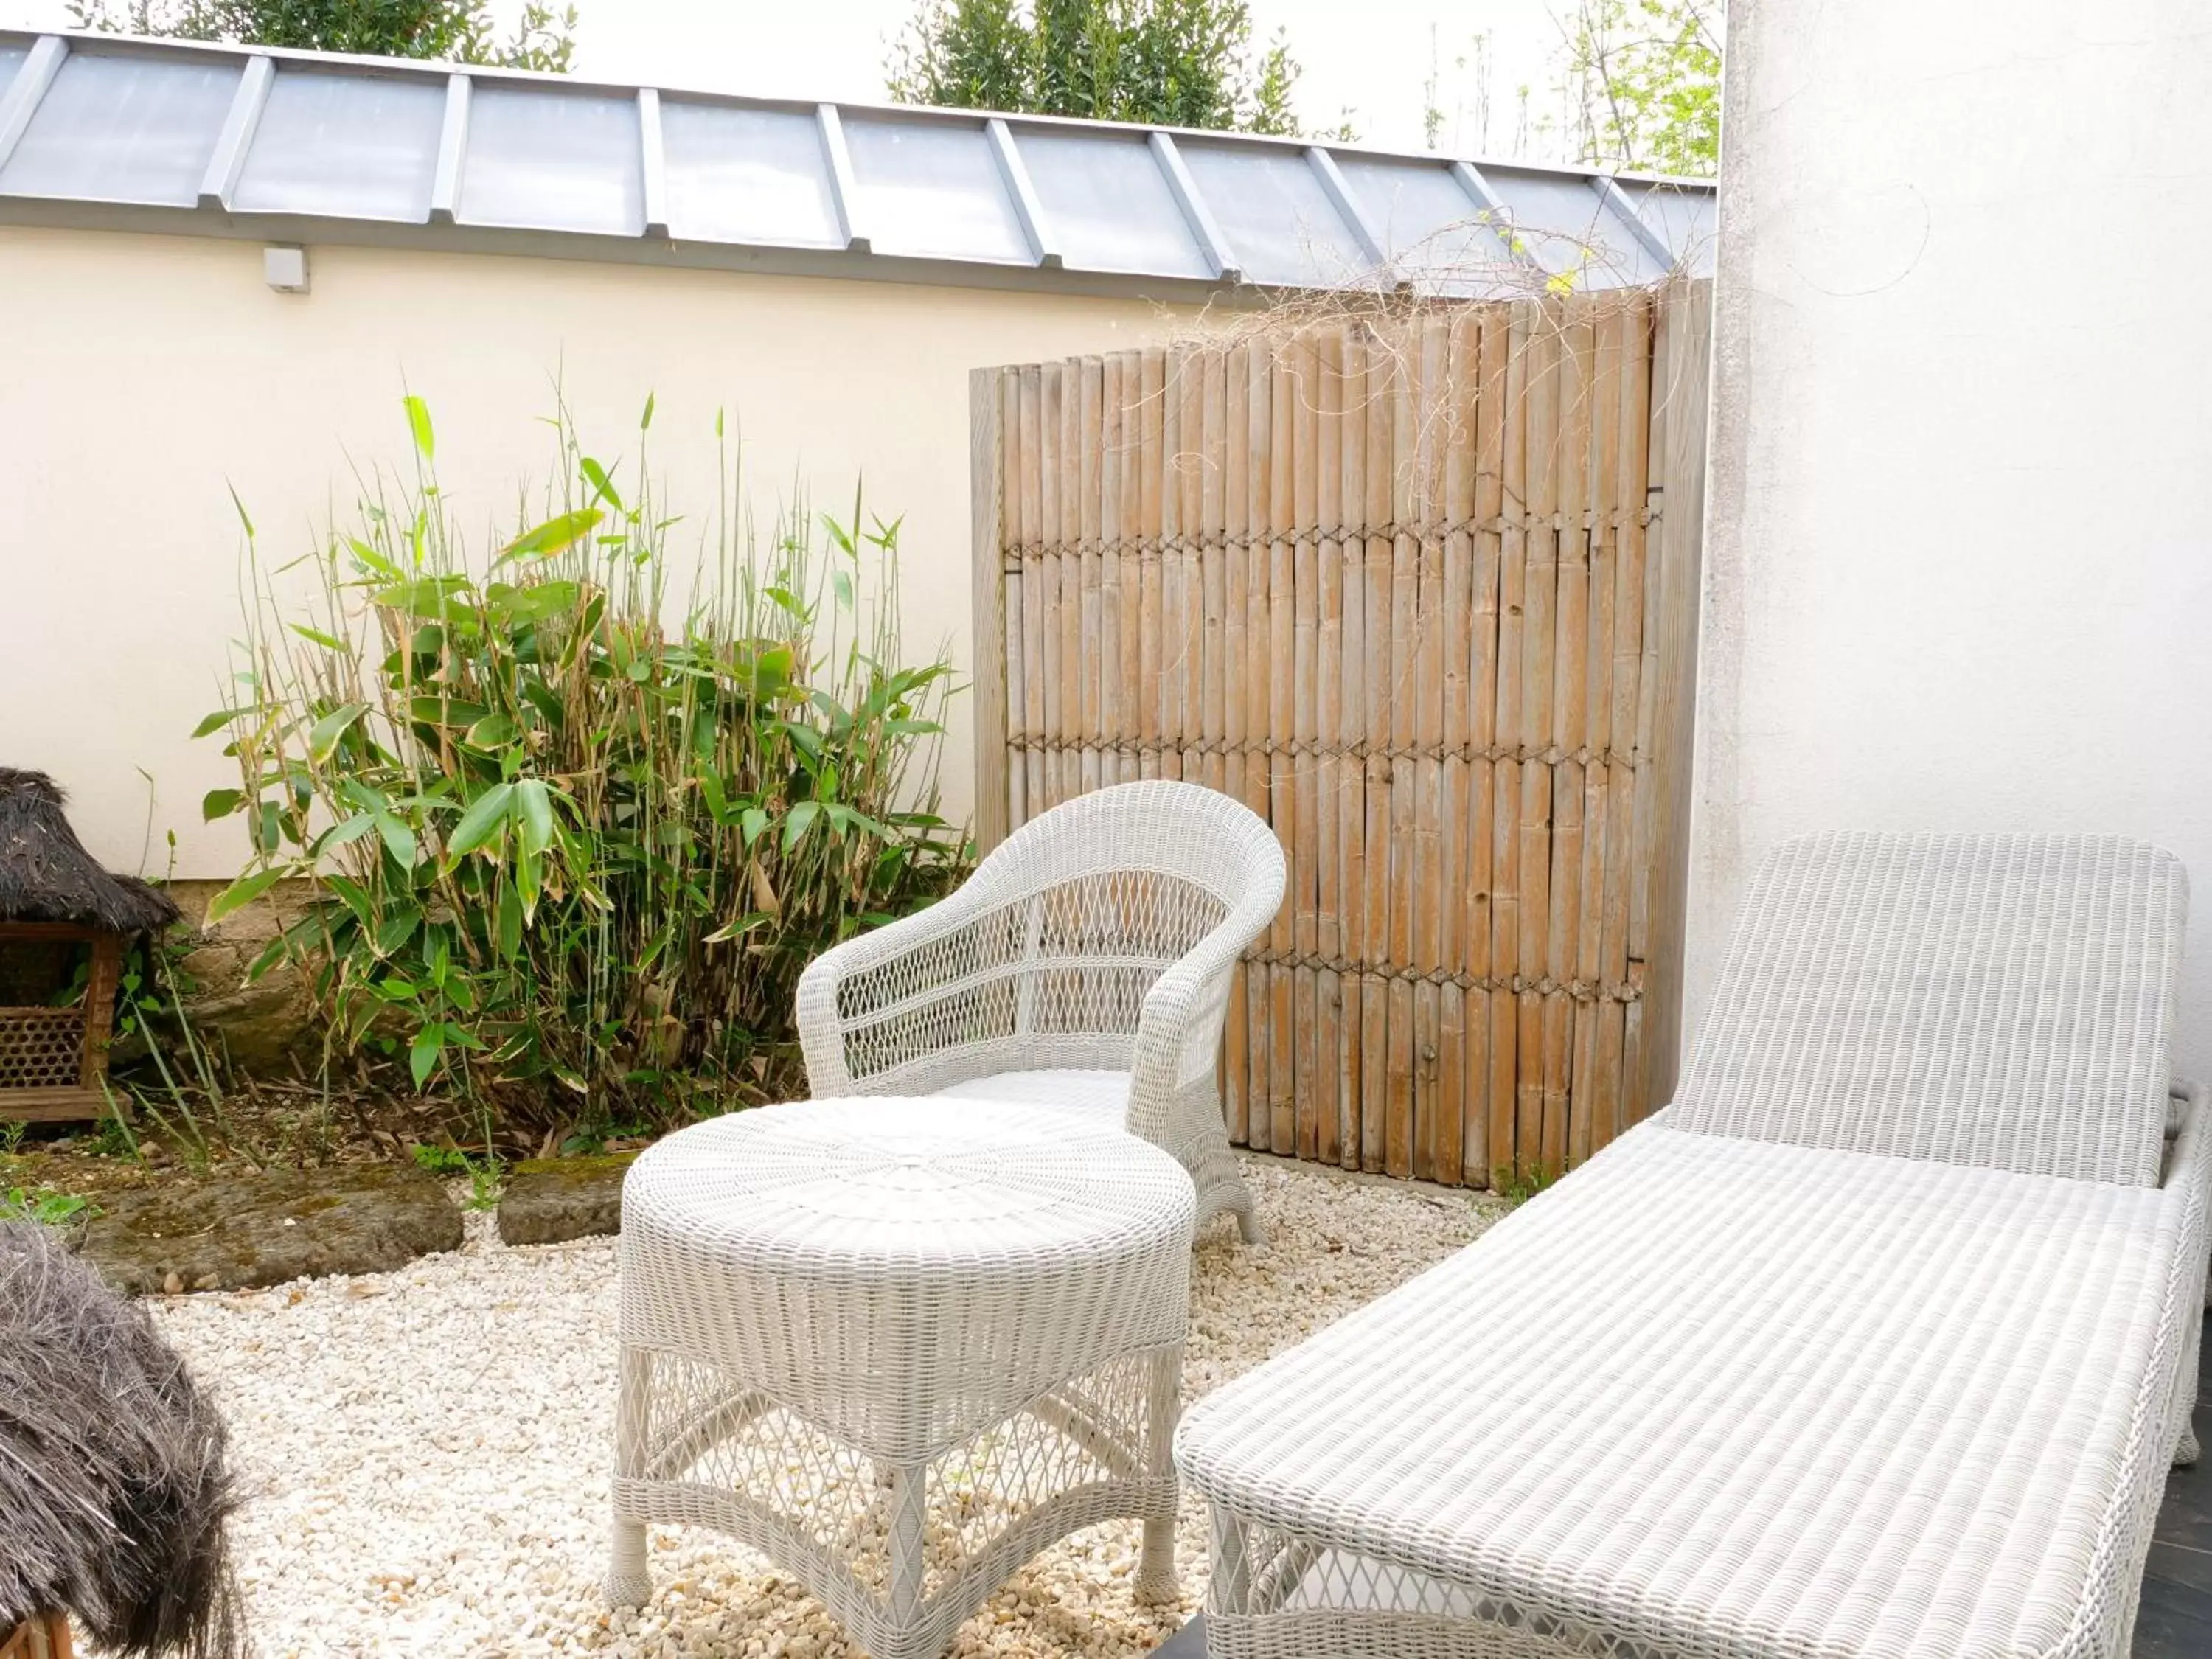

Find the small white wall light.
xmin=263 ymin=245 xmax=309 ymax=294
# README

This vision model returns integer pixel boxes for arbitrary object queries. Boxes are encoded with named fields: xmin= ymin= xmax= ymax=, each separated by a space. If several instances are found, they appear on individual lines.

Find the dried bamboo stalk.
xmin=1138 ymin=349 xmax=1165 ymax=781
xmin=1201 ymin=347 xmax=1229 ymax=793
xmin=1243 ymin=341 xmax=1273 ymax=1150
xmin=1361 ymin=322 xmax=1394 ymax=1174
xmin=1267 ymin=339 xmax=1297 ymax=1156
xmin=1487 ymin=306 xmax=1528 ymax=1183
xmin=1099 ymin=354 xmax=1125 ymax=795
xmin=1116 ymin=353 xmax=1144 ymax=785
xmin=1079 ymin=356 xmax=1104 ymax=795
xmin=1037 ymin=364 xmax=1065 ymax=807
xmin=1158 ymin=346 xmax=1186 ymax=782
xmin=1018 ymin=366 xmax=1046 ymax=817
xmin=996 ymin=371 xmax=1026 ymax=833
xmin=1336 ymin=324 xmax=1368 ymax=1168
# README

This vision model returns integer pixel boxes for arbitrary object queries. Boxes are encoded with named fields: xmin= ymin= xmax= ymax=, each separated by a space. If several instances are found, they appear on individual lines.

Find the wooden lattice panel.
xmin=0 ymin=1006 xmax=86 ymax=1090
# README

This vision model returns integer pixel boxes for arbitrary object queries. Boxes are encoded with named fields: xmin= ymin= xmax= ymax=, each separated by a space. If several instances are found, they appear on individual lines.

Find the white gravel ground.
xmin=132 ymin=1155 xmax=1504 ymax=1659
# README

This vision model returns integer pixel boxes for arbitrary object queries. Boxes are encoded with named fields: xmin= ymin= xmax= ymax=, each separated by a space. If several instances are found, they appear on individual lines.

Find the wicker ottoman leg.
xmin=1135 ymin=1343 xmax=1183 ymax=1604
xmin=604 ymin=1346 xmax=655 ymax=1609
xmin=879 ymin=1461 xmax=931 ymax=1659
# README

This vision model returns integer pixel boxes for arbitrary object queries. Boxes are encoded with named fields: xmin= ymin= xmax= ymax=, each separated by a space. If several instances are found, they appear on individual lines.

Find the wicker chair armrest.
xmin=1127 ymin=905 xmax=1276 ymax=1147
xmin=794 ymin=883 xmax=1006 ymax=1096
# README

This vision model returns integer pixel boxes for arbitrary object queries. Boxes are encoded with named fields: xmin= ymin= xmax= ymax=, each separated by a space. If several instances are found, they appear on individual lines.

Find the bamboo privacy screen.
xmin=969 ymin=280 xmax=1711 ymax=1186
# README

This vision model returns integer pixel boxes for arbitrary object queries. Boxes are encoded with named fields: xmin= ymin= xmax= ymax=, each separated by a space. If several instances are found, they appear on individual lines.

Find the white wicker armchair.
xmin=796 ymin=780 xmax=1287 ymax=1242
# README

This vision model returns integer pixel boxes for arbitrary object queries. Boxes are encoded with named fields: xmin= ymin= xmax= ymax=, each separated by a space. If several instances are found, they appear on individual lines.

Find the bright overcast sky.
xmin=1 ymin=0 xmax=1584 ymax=159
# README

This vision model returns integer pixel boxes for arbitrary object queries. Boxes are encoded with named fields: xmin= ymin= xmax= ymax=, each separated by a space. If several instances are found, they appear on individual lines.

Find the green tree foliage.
xmin=66 ymin=0 xmax=580 ymax=73
xmin=1559 ymin=0 xmax=1721 ymax=176
xmin=889 ymin=0 xmax=1328 ymax=137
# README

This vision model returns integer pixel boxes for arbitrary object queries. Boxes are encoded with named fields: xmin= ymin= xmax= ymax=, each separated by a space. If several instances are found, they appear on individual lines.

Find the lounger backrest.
xmin=1667 ymin=832 xmax=2187 ymax=1185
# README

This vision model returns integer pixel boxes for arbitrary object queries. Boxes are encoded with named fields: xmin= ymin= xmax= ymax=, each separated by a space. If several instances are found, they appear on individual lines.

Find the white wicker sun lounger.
xmin=1177 ymin=833 xmax=2209 ymax=1659
xmin=796 ymin=780 xmax=1287 ymax=1242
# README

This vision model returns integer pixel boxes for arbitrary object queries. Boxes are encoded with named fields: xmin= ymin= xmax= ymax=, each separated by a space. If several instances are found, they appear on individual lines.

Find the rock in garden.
xmin=495 ymin=1152 xmax=636 ymax=1246
xmin=78 ymin=1164 xmax=462 ymax=1294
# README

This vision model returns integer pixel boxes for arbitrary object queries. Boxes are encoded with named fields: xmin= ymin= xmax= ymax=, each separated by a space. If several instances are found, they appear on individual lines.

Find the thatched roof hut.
xmin=0 ymin=1222 xmax=241 ymax=1657
xmin=0 ymin=771 xmax=178 ymax=935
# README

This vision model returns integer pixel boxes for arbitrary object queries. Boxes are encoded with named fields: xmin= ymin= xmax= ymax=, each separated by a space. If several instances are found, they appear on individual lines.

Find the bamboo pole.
xmin=996 ymin=369 xmax=1026 ymax=836
xmin=1138 ymin=348 xmax=1165 ymax=783
xmin=1221 ymin=342 xmax=1251 ymax=1146
xmin=1267 ymin=338 xmax=1297 ymax=1156
xmin=1336 ymin=324 xmax=1368 ymax=1169
xmin=1018 ymin=366 xmax=1046 ymax=819
xmin=1315 ymin=325 xmax=1345 ymax=1166
xmin=1098 ymin=354 xmax=1124 ymax=801
xmin=1495 ymin=304 xmax=1531 ymax=1183
xmin=1467 ymin=308 xmax=1506 ymax=1186
xmin=1158 ymin=346 xmax=1186 ymax=783
xmin=1546 ymin=307 xmax=1590 ymax=1172
xmin=1201 ymin=345 xmax=1229 ymax=794
xmin=1243 ymin=341 xmax=1274 ymax=1150
xmin=1060 ymin=358 xmax=1084 ymax=802
xmin=1361 ymin=322 xmax=1393 ymax=1174
xmin=1117 ymin=352 xmax=1144 ymax=785
xmin=1439 ymin=312 xmax=1475 ymax=1186
xmin=1411 ymin=318 xmax=1447 ymax=1180
xmin=1291 ymin=332 xmax=1321 ymax=1158
xmin=1078 ymin=355 xmax=1104 ymax=796
xmin=1042 ymin=359 xmax=1066 ymax=804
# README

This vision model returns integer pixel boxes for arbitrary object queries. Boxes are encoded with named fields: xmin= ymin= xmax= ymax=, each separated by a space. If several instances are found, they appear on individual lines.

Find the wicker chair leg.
xmin=1135 ymin=1344 xmax=1183 ymax=1604
xmin=1234 ymin=1195 xmax=1267 ymax=1247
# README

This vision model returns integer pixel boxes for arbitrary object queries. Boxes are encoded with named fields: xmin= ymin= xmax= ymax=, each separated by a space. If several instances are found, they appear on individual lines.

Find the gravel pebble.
xmin=120 ymin=1155 xmax=1503 ymax=1658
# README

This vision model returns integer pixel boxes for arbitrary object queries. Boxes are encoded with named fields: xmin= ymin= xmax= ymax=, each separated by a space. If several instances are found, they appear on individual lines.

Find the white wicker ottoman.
xmin=604 ymin=1097 xmax=1197 ymax=1659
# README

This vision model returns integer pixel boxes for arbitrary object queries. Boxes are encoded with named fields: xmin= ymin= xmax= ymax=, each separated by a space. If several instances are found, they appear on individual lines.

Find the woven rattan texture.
xmin=1669 ymin=833 xmax=2187 ymax=1186
xmin=1177 ymin=832 xmax=2205 ymax=1659
xmin=795 ymin=780 xmax=1285 ymax=1242
xmin=1182 ymin=1109 xmax=2212 ymax=1659
xmin=608 ymin=1098 xmax=1195 ymax=1659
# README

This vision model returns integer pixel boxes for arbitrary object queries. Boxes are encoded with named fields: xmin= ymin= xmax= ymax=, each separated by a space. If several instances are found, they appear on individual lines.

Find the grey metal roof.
xmin=0 ymin=29 xmax=1715 ymax=302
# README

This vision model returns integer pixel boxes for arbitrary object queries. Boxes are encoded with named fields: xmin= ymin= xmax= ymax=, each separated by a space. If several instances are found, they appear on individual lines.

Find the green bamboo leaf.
xmin=512 ymin=779 xmax=555 ymax=858
xmin=703 ymin=911 xmax=771 ymax=944
xmin=444 ymin=783 xmax=515 ymax=861
xmin=496 ymin=883 xmax=524 ymax=959
xmin=206 ymin=867 xmax=285 ymax=924
xmin=313 ymin=813 xmax=378 ymax=855
xmin=345 ymin=535 xmax=401 ymax=578
xmin=578 ymin=457 xmax=625 ymax=512
xmin=201 ymin=788 xmax=244 ymax=821
xmin=191 ymin=706 xmax=260 ymax=740
xmin=373 ymin=813 xmax=418 ymax=869
xmin=291 ymin=623 xmax=347 ymax=652
xmin=403 ymin=394 xmax=435 ymax=461
xmin=308 ymin=702 xmax=371 ymax=764
xmin=782 ymin=800 xmax=821 ymax=852
xmin=501 ymin=508 xmax=603 ymax=560
xmin=640 ymin=392 xmax=655 ymax=430
xmin=462 ymin=713 xmax=520 ymax=750
xmin=408 ymin=1024 xmax=443 ymax=1088
xmin=375 ymin=908 xmax=421 ymax=957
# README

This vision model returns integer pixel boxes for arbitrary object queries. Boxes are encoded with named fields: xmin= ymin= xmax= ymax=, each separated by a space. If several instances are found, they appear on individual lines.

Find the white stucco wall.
xmin=1694 ymin=1 xmax=2212 ymax=1074
xmin=0 ymin=228 xmax=1183 ymax=878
